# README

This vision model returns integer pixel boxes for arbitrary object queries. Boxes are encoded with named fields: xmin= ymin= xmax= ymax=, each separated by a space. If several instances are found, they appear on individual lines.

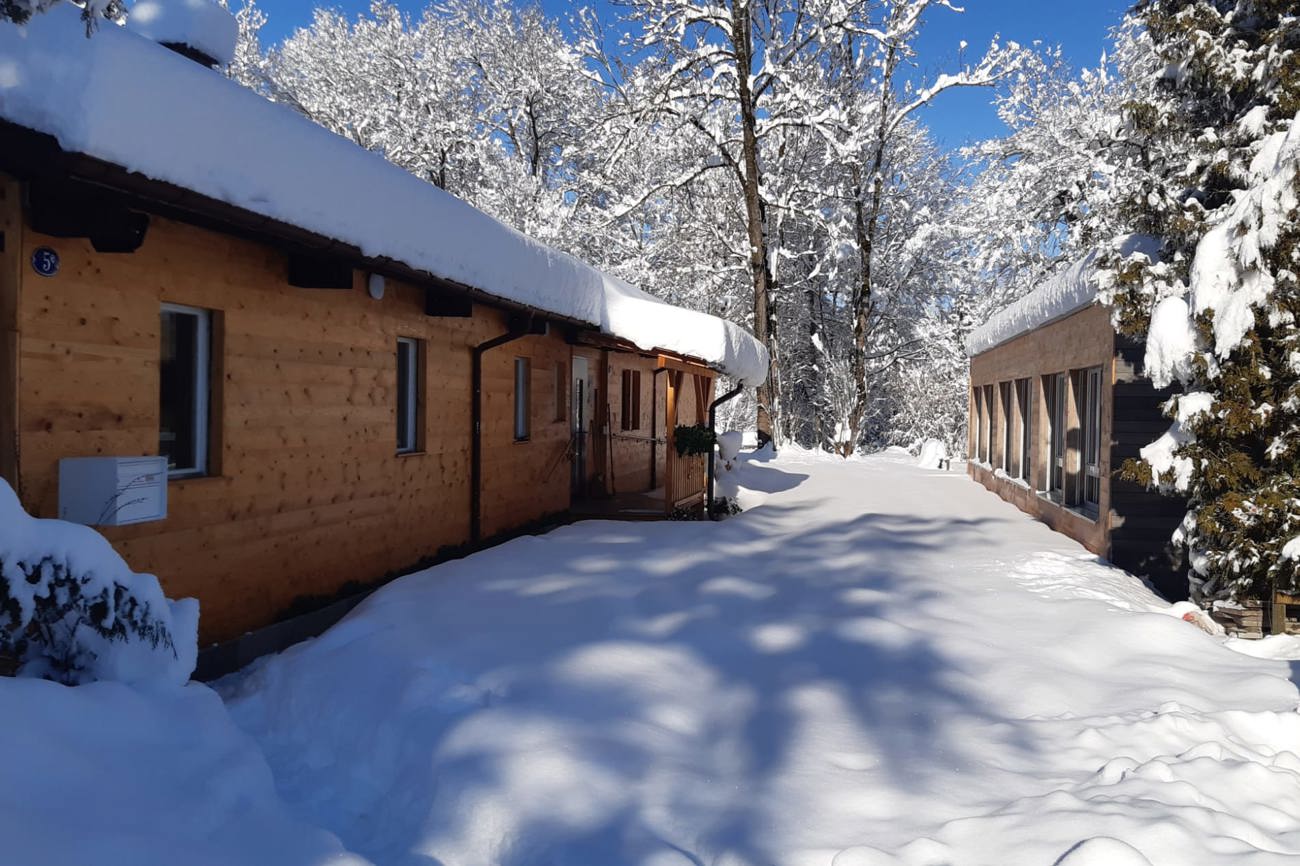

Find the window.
xmin=396 ymin=337 xmax=422 ymax=453
xmin=973 ymin=387 xmax=985 ymax=462
xmin=1078 ymin=366 xmax=1103 ymax=513
xmin=159 ymin=303 xmax=211 ymax=478
xmin=554 ymin=361 xmax=566 ymax=422
xmin=1000 ymin=382 xmax=1014 ymax=474
xmin=1016 ymin=378 xmax=1032 ymax=483
xmin=514 ymin=357 xmax=531 ymax=441
xmin=984 ymin=384 xmax=996 ymax=466
xmin=1045 ymin=373 xmax=1067 ymax=499
xmin=621 ymin=369 xmax=642 ymax=431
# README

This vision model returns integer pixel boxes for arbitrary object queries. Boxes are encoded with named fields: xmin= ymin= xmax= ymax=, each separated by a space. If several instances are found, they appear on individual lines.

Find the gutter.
xmin=705 ymin=382 xmax=745 ymax=519
xmin=471 ymin=314 xmax=547 ymax=542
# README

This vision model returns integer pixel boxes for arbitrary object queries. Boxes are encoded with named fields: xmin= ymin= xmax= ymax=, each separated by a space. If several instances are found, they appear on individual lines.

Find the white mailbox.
xmin=59 ymin=456 xmax=169 ymax=526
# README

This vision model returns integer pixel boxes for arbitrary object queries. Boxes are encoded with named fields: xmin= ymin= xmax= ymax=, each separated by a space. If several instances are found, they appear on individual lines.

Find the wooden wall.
xmin=1109 ymin=333 xmax=1187 ymax=599
xmin=606 ymin=352 xmax=664 ymax=494
xmin=0 ymin=176 xmax=19 ymax=489
xmin=15 ymin=205 xmax=573 ymax=643
xmin=968 ymin=304 xmax=1116 ymax=557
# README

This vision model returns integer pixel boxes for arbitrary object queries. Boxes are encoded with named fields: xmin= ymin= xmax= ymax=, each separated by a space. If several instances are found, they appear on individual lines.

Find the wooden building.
xmin=0 ymin=9 xmax=766 ymax=647
xmin=965 ymin=256 xmax=1187 ymax=600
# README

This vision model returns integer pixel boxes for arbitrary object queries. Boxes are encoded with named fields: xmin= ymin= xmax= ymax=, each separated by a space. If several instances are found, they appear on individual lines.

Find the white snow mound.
xmin=916 ymin=438 xmax=947 ymax=469
xmin=0 ymin=677 xmax=372 ymax=866
xmin=124 ymin=0 xmax=237 ymax=67
xmin=1053 ymin=837 xmax=1152 ymax=866
xmin=0 ymin=479 xmax=197 ymax=686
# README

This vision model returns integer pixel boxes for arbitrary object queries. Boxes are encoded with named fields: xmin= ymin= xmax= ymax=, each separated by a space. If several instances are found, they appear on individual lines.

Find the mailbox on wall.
xmin=59 ymin=457 xmax=169 ymax=526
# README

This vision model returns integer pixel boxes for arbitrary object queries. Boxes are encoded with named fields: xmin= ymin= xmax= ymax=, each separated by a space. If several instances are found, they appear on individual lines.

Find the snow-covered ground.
xmin=5 ymin=450 xmax=1300 ymax=865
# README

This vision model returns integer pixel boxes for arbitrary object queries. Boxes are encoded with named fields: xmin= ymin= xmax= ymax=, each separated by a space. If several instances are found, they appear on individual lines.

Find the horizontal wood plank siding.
xmin=17 ymin=212 xmax=574 ymax=643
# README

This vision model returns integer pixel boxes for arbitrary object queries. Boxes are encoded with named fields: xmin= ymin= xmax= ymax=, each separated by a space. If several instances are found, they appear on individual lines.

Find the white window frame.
xmin=160 ymin=303 xmax=210 ymax=479
xmin=514 ymin=357 xmax=531 ymax=441
xmin=396 ymin=337 xmax=419 ymax=454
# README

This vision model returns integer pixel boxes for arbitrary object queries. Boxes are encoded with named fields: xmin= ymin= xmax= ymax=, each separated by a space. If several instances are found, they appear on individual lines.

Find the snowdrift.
xmin=0 ymin=479 xmax=196 ymax=686
xmin=0 ymin=676 xmax=371 ymax=866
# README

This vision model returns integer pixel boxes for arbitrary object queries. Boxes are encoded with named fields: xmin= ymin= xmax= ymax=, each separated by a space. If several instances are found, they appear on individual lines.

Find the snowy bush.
xmin=0 ymin=480 xmax=197 ymax=685
xmin=1099 ymin=0 xmax=1300 ymax=604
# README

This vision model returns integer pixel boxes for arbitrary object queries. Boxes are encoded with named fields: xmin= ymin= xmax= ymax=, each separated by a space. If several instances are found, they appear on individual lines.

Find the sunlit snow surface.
xmin=205 ymin=449 xmax=1300 ymax=866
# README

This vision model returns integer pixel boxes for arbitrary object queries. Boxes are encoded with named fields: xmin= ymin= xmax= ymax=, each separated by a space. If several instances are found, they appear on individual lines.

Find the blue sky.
xmin=255 ymin=0 xmax=1130 ymax=148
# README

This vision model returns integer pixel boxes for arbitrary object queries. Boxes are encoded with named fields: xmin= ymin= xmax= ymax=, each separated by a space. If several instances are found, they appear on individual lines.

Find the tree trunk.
xmin=732 ymin=0 xmax=777 ymax=447
xmin=845 ymin=37 xmax=897 ymax=457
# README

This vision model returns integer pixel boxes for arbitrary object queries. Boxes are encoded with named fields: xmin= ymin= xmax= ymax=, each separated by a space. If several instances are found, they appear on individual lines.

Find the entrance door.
xmin=571 ymin=357 xmax=590 ymax=498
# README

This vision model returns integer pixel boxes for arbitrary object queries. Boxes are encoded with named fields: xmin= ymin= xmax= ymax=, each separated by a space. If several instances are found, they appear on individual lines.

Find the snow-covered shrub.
xmin=0 ymin=480 xmax=197 ymax=686
xmin=1099 ymin=0 xmax=1300 ymax=604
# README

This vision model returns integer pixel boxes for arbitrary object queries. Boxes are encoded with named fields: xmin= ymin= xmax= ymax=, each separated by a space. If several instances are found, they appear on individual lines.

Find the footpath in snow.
xmin=218 ymin=449 xmax=1300 ymax=866
xmin=3 ymin=450 xmax=1299 ymax=865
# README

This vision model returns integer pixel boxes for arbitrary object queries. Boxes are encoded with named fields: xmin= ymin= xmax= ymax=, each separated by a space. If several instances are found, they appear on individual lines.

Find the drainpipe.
xmin=706 ymin=382 xmax=745 ymax=519
xmin=471 ymin=315 xmax=543 ymax=542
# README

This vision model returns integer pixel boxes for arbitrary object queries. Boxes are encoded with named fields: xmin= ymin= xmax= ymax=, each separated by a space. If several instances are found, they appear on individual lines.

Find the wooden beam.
xmin=656 ymin=354 xmax=714 ymax=377
xmin=0 ymin=175 xmax=20 ymax=494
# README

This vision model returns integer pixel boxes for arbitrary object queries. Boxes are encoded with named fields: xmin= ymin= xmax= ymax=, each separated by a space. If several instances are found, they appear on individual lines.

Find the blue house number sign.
xmin=31 ymin=246 xmax=60 ymax=277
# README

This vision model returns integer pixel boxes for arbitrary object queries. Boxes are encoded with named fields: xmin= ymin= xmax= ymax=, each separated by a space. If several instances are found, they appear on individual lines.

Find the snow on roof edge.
xmin=965 ymin=237 xmax=1160 ymax=358
xmin=0 ymin=8 xmax=769 ymax=386
xmin=965 ymin=254 xmax=1100 ymax=357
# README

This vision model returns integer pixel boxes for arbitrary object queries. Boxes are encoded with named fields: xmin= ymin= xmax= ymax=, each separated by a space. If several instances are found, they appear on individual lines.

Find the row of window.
xmin=972 ymin=367 xmax=1103 ymax=516
xmin=159 ymin=305 xmax=653 ymax=479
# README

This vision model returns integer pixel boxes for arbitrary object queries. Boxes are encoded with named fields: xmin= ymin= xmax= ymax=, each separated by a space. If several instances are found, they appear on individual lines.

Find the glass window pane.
xmin=515 ymin=358 xmax=530 ymax=440
xmin=397 ymin=340 xmax=413 ymax=451
xmin=160 ymin=309 xmax=201 ymax=474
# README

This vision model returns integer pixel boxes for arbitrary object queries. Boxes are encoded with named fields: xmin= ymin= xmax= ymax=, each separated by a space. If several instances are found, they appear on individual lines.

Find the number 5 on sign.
xmin=31 ymin=246 xmax=60 ymax=277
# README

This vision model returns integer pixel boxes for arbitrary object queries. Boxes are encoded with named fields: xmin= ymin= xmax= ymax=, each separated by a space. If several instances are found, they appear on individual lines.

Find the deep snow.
xmin=4 ymin=451 xmax=1299 ymax=865
xmin=217 ymin=450 xmax=1300 ymax=866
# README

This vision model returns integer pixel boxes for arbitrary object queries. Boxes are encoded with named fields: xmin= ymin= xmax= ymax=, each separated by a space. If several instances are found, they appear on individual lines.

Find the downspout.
xmin=706 ymin=382 xmax=745 ymax=519
xmin=650 ymin=367 xmax=667 ymax=489
xmin=471 ymin=316 xmax=536 ymax=543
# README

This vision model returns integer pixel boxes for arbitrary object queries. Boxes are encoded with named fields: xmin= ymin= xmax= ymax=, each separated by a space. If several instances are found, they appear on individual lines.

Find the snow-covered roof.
xmin=0 ymin=7 xmax=769 ymax=385
xmin=965 ymin=255 xmax=1101 ymax=357
xmin=965 ymin=236 xmax=1160 ymax=357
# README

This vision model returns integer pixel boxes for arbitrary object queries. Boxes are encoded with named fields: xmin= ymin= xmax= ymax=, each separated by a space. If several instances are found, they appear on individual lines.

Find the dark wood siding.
xmin=1109 ymin=334 xmax=1188 ymax=600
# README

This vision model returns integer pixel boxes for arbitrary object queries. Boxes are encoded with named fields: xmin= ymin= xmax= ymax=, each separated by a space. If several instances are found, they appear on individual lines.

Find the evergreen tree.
xmin=1099 ymin=0 xmax=1300 ymax=603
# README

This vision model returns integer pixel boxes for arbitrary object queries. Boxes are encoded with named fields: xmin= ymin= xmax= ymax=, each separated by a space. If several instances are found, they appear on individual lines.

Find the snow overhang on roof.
xmin=965 ymin=237 xmax=1160 ymax=358
xmin=0 ymin=7 xmax=769 ymax=387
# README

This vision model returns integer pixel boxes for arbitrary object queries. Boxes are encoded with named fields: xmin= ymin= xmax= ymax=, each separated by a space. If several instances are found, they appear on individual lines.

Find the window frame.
xmin=159 ymin=302 xmax=211 ymax=479
xmin=984 ymin=384 xmax=996 ymax=466
xmin=1046 ymin=373 xmax=1067 ymax=500
xmin=1079 ymin=366 xmax=1103 ymax=514
xmin=621 ymin=369 xmax=643 ymax=431
xmin=396 ymin=337 xmax=421 ymax=454
xmin=514 ymin=357 xmax=531 ymax=442
xmin=1015 ymin=378 xmax=1032 ymax=483
xmin=999 ymin=381 xmax=1014 ymax=474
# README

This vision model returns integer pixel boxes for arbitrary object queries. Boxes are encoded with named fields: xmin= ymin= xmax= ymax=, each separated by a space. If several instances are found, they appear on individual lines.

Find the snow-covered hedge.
xmin=0 ymin=480 xmax=197 ymax=686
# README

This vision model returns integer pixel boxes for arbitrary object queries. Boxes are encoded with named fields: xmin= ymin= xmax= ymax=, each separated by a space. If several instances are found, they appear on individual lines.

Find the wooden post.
xmin=664 ymin=369 xmax=681 ymax=515
xmin=0 ymin=176 xmax=21 ymax=494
